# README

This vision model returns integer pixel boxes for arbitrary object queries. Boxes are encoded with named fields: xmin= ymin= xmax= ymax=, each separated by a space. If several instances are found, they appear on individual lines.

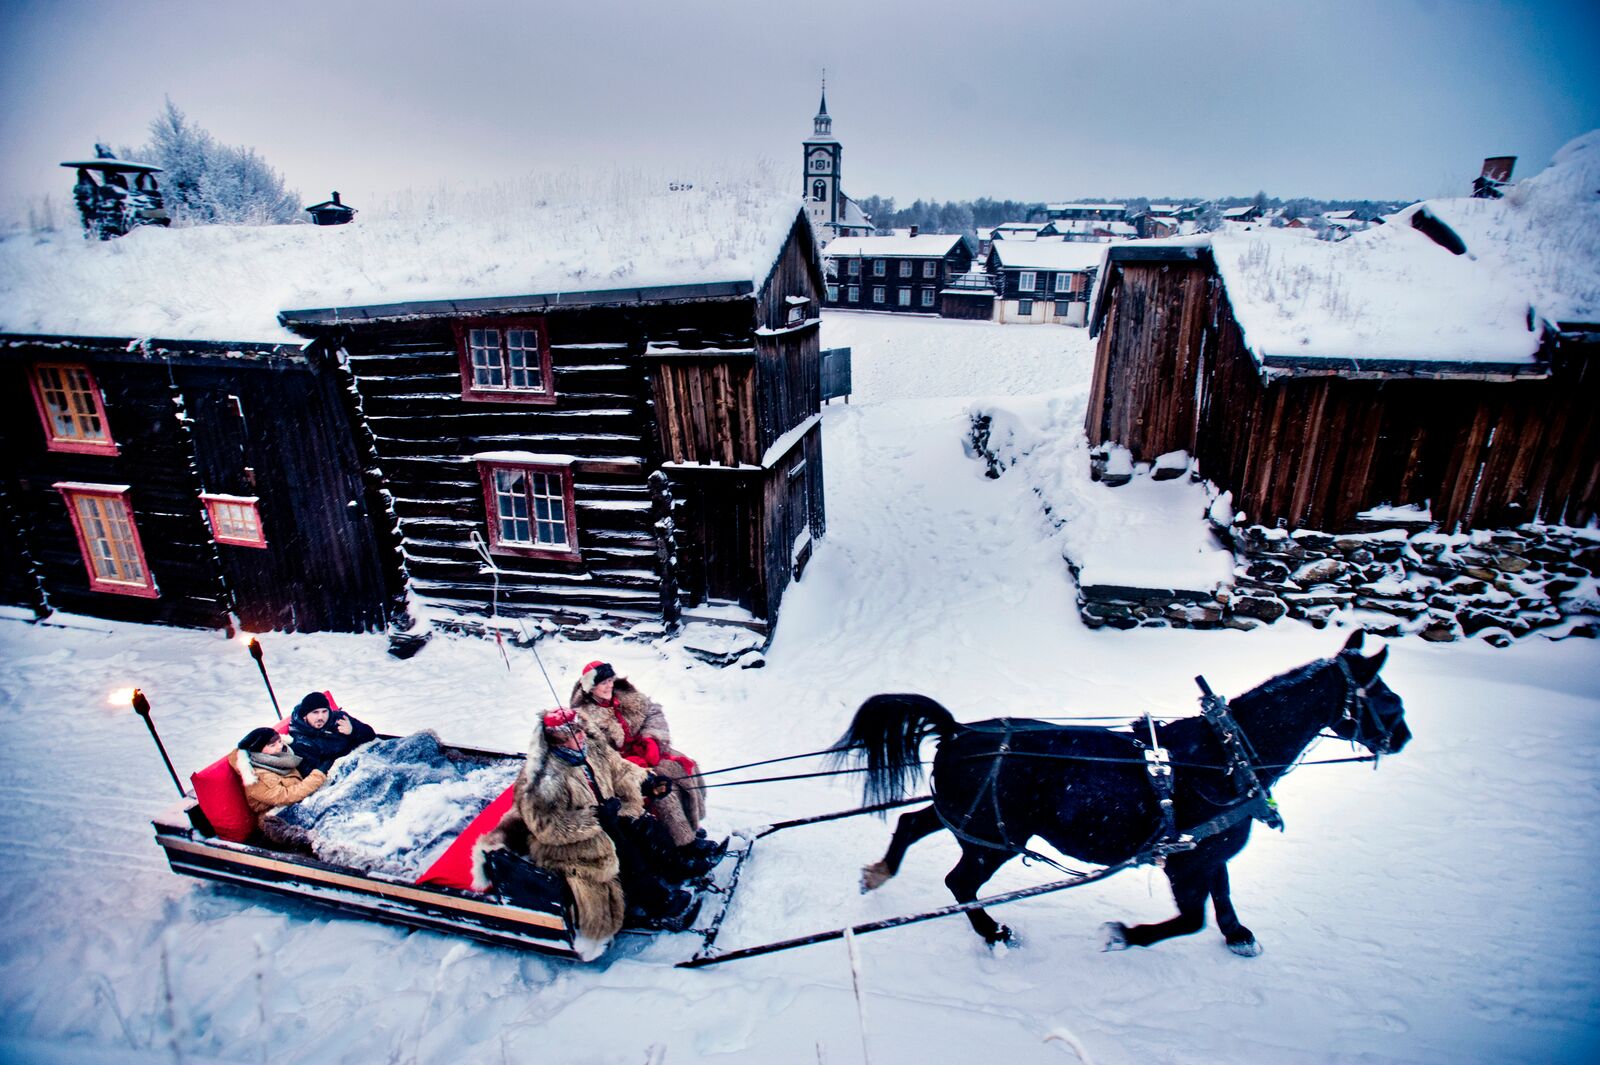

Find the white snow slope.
xmin=1 ymin=312 xmax=1597 ymax=1064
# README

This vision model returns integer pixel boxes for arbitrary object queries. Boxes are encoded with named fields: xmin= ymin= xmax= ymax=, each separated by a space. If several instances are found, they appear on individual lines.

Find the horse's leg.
xmin=1209 ymin=863 xmax=1261 ymax=957
xmin=944 ymin=843 xmax=1016 ymax=946
xmin=862 ymin=805 xmax=942 ymax=892
xmin=1102 ymin=862 xmax=1209 ymax=950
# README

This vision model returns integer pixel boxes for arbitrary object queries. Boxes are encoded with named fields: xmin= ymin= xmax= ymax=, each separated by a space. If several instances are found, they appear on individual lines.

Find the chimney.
xmin=1473 ymin=156 xmax=1516 ymax=198
xmin=909 ymin=224 xmax=919 ymax=237
xmin=332 ymin=191 xmax=342 ymax=205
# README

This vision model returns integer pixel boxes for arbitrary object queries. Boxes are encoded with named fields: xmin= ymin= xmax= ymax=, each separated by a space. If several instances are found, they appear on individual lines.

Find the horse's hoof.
xmin=1100 ymin=921 xmax=1130 ymax=952
xmin=1227 ymin=937 xmax=1263 ymax=958
xmin=860 ymin=861 xmax=892 ymax=893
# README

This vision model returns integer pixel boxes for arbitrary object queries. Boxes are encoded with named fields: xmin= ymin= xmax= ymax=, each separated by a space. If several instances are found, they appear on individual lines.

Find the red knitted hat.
xmin=579 ymin=660 xmax=616 ymax=693
xmin=542 ymin=707 xmax=578 ymax=731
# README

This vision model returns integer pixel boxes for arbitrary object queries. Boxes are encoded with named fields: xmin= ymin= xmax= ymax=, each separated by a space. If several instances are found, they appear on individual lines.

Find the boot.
xmin=671 ymin=836 xmax=728 ymax=880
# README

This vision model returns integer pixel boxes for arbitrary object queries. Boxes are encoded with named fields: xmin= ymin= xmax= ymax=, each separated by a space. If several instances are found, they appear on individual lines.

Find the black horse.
xmin=834 ymin=631 xmax=1410 ymax=956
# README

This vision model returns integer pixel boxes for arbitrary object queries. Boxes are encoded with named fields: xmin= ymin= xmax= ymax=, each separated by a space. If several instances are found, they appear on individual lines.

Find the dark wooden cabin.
xmin=1086 ymin=242 xmax=1600 ymax=532
xmin=821 ymin=233 xmax=975 ymax=314
xmin=278 ymin=209 xmax=827 ymax=640
xmin=0 ymin=335 xmax=400 ymax=633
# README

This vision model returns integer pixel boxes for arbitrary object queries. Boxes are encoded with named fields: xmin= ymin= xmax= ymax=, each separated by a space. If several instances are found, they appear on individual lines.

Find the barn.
xmin=1086 ymin=134 xmax=1600 ymax=535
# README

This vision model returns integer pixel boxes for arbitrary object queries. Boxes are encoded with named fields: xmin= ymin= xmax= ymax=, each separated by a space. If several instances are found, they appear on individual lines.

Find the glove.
xmin=596 ymin=796 xmax=622 ymax=828
xmin=643 ymin=773 xmax=673 ymax=799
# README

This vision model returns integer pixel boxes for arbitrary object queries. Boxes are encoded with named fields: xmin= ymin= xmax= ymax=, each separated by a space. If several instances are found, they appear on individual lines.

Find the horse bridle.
xmin=1331 ymin=654 xmax=1392 ymax=755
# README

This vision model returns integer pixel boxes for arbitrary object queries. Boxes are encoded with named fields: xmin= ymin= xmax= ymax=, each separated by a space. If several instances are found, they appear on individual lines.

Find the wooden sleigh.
xmin=151 ymin=733 xmax=753 ymax=962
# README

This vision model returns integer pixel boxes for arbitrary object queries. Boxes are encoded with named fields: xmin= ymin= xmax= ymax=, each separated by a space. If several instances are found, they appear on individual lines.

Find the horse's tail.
xmin=829 ymin=693 xmax=961 ymax=807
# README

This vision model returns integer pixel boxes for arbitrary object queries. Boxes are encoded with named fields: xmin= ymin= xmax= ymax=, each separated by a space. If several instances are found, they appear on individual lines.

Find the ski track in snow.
xmin=0 ymin=312 xmax=1597 ymax=1063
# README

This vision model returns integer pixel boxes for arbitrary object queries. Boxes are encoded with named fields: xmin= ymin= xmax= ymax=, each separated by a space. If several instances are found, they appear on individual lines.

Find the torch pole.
xmin=132 ymin=689 xmax=186 ymax=797
xmin=247 ymin=637 xmax=282 ymax=720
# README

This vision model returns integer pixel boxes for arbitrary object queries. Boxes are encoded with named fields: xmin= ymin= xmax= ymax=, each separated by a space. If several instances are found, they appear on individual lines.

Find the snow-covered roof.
xmin=1223 ymin=206 xmax=1258 ymax=219
xmin=1052 ymin=218 xmax=1137 ymax=237
xmin=1047 ymin=203 xmax=1126 ymax=213
xmin=824 ymin=233 xmax=970 ymax=258
xmin=990 ymin=241 xmax=1113 ymax=272
xmin=1395 ymin=130 xmax=1600 ymax=328
xmin=0 ymin=176 xmax=807 ymax=344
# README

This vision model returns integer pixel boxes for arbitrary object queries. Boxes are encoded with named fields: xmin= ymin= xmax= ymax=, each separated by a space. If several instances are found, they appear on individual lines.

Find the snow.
xmin=0 ymin=170 xmax=805 ymax=344
xmin=824 ymin=234 xmax=970 ymax=258
xmin=759 ymin=412 xmax=821 ymax=468
xmin=991 ymin=241 xmax=1115 ymax=272
xmin=469 ymin=450 xmax=578 ymax=466
xmin=2 ymin=313 xmax=1598 ymax=1064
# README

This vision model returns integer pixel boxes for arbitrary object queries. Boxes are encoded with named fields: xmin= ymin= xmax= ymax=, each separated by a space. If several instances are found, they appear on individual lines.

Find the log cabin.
xmin=821 ymin=231 xmax=975 ymax=314
xmin=1085 ymin=133 xmax=1600 ymax=533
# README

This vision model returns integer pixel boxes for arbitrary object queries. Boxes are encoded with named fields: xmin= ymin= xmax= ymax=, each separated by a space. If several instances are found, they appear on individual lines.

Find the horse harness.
xmin=933 ymin=675 xmax=1291 ymax=874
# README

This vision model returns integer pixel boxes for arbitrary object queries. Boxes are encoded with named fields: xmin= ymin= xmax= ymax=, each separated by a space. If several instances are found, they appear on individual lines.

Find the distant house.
xmin=1086 ymin=134 xmax=1600 ymax=531
xmin=990 ymin=222 xmax=1059 ymax=241
xmin=987 ymin=240 xmax=1107 ymax=325
xmin=1041 ymin=202 xmax=1128 ymax=223
xmin=822 ymin=232 xmax=976 ymax=314
xmin=1222 ymin=204 xmax=1262 ymax=223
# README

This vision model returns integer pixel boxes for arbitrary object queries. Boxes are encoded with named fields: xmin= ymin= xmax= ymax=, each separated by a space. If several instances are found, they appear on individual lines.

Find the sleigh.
xmin=151 ymin=732 xmax=754 ymax=962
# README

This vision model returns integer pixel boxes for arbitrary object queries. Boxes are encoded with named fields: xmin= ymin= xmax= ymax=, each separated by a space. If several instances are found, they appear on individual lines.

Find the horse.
xmin=832 ymin=631 xmax=1410 ymax=956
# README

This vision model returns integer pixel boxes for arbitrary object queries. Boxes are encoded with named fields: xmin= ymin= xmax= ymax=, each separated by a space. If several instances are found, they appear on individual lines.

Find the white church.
xmin=802 ymin=85 xmax=874 ymax=240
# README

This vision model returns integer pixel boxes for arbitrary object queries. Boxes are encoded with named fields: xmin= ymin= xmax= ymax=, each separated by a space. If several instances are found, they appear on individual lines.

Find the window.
xmin=55 ymin=483 xmax=157 ymax=597
xmin=812 ymin=178 xmax=827 ymax=201
xmin=848 ymin=285 xmax=860 ymax=302
xmin=29 ymin=363 xmax=116 ymax=456
xmin=1018 ymin=271 xmax=1037 ymax=292
xmin=202 ymin=494 xmax=267 ymax=548
xmin=847 ymin=258 xmax=861 ymax=276
xmin=1054 ymin=272 xmax=1070 ymax=293
xmin=1055 ymin=300 xmax=1073 ymax=316
xmin=477 ymin=460 xmax=579 ymax=560
xmin=872 ymin=286 xmax=885 ymax=304
xmin=898 ymin=260 xmax=912 ymax=278
xmin=897 ymin=289 xmax=911 ymax=307
xmin=455 ymin=318 xmax=555 ymax=405
xmin=923 ymin=261 xmax=937 ymax=278
xmin=1018 ymin=299 xmax=1035 ymax=315
xmin=921 ymin=288 xmax=936 ymax=307
xmin=826 ymin=285 xmax=840 ymax=302
xmin=873 ymin=260 xmax=886 ymax=276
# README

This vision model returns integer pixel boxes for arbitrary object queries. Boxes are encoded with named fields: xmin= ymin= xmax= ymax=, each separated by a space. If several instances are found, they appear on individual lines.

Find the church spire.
xmin=813 ymin=72 xmax=833 ymax=137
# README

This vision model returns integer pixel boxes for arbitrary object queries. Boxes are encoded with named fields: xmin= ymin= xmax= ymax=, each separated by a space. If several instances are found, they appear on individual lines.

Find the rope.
xmin=469 ymin=531 xmax=562 ymax=708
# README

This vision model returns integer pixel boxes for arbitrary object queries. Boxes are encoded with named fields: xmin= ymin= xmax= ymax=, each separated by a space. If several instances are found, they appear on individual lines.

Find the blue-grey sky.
xmin=2 ymin=0 xmax=1596 ymax=216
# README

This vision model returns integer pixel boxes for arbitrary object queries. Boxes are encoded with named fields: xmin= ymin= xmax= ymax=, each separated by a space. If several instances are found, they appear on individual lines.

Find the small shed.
xmin=305 ymin=191 xmax=357 ymax=226
xmin=61 ymin=146 xmax=169 ymax=240
xmin=1085 ymin=133 xmax=1600 ymax=532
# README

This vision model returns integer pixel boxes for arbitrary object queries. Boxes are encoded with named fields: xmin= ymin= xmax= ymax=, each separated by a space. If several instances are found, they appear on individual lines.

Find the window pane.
xmin=505 ymin=328 xmax=544 ymax=390
xmin=470 ymin=328 xmax=504 ymax=388
xmin=494 ymin=469 xmax=532 ymax=544
xmin=37 ymin=364 xmax=109 ymax=443
xmin=530 ymin=472 xmax=569 ymax=547
xmin=75 ymin=494 xmax=143 ymax=583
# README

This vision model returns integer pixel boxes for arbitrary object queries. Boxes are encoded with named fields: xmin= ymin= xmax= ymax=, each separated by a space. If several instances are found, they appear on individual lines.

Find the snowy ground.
xmin=2 ymin=312 xmax=1597 ymax=1064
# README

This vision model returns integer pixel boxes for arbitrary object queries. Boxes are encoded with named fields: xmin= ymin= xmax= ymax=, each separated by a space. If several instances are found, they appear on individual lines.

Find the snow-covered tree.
xmin=125 ymin=99 xmax=300 ymax=225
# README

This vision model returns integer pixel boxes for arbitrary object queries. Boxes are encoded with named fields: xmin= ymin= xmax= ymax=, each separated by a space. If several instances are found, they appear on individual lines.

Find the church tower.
xmin=803 ymin=80 xmax=843 ymax=237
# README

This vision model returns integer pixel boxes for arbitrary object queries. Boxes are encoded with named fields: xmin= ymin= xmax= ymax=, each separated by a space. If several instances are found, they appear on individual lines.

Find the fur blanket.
xmin=263 ymin=731 xmax=519 ymax=878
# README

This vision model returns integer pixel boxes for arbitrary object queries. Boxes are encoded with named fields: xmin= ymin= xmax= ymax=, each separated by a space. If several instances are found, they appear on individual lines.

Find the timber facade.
xmin=0 ymin=335 xmax=398 ymax=633
xmin=1086 ymin=246 xmax=1600 ymax=532
xmin=281 ymin=211 xmax=826 ymax=640
xmin=822 ymin=236 xmax=975 ymax=314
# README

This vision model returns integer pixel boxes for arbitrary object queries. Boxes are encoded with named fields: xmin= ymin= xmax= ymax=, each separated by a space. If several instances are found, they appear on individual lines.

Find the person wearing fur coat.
xmin=231 ymin=727 xmax=327 ymax=825
xmin=570 ymin=661 xmax=707 ymax=849
xmin=472 ymin=708 xmax=663 ymax=960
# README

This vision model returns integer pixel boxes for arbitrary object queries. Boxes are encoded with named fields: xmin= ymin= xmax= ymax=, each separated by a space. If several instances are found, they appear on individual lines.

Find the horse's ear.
xmin=1351 ymin=646 xmax=1388 ymax=685
xmin=1342 ymin=629 xmax=1365 ymax=654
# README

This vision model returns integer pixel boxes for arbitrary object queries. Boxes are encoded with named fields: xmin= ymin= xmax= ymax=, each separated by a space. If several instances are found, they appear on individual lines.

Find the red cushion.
xmin=416 ymin=784 xmax=517 ymax=891
xmin=191 ymin=753 xmax=255 ymax=842
xmin=190 ymin=715 xmax=293 ymax=842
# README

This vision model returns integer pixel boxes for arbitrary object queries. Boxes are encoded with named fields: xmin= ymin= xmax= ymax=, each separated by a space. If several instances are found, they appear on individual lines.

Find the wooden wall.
xmin=1087 ymin=259 xmax=1600 ymax=531
xmin=0 ymin=341 xmax=394 ymax=632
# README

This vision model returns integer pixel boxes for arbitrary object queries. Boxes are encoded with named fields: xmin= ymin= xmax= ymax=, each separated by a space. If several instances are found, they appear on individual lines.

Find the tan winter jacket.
xmin=230 ymin=749 xmax=327 ymax=818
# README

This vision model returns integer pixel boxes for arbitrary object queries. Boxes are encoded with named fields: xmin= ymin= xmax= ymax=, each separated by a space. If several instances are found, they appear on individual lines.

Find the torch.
xmin=242 ymin=634 xmax=282 ymax=720
xmin=111 ymin=687 xmax=185 ymax=797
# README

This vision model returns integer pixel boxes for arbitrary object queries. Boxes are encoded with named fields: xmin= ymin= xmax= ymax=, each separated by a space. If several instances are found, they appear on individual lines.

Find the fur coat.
xmin=473 ymin=726 xmax=648 ymax=959
xmin=230 ymin=749 xmax=327 ymax=819
xmin=571 ymin=679 xmax=705 ymax=846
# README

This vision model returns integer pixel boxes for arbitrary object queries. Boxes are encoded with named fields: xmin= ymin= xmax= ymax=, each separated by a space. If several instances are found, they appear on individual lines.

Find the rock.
xmin=1291 ymin=531 xmax=1336 ymax=551
xmin=1574 ymin=546 xmax=1600 ymax=576
xmin=1292 ymin=557 xmax=1348 ymax=584
xmin=1344 ymin=547 xmax=1375 ymax=566
xmin=1229 ymin=594 xmax=1288 ymax=622
xmin=736 ymin=650 xmax=767 ymax=669
xmin=1245 ymin=559 xmax=1291 ymax=583
xmin=1152 ymin=450 xmax=1190 ymax=481
xmin=1495 ymin=553 xmax=1533 ymax=574
xmin=1463 ymin=567 xmax=1499 ymax=583
xmin=1547 ymin=577 xmax=1581 ymax=598
xmin=1446 ymin=577 xmax=1489 ymax=596
xmin=1419 ymin=620 xmax=1459 ymax=642
xmin=1481 ymin=630 xmax=1514 ymax=648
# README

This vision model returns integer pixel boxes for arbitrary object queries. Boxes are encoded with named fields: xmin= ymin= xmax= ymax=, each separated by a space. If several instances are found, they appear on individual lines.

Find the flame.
xmin=108 ymin=687 xmax=136 ymax=707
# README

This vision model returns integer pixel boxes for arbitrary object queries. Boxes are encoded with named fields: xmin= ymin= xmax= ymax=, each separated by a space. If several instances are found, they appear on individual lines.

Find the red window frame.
xmin=54 ymin=482 xmax=158 ymax=598
xmin=454 ymin=317 xmax=557 ymax=405
xmin=475 ymin=460 xmax=580 ymax=561
xmin=200 ymin=494 xmax=268 ymax=549
xmin=28 ymin=363 xmax=118 ymax=456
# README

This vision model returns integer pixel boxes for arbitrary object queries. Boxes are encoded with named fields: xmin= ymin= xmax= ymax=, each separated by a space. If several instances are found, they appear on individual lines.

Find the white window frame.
xmin=873 ymin=259 xmax=886 ymax=277
xmin=923 ymin=260 xmax=937 ymax=278
xmin=872 ymin=286 xmax=886 ymax=304
xmin=897 ymin=288 xmax=911 ymax=307
xmin=848 ymin=285 xmax=860 ymax=302
xmin=898 ymin=260 xmax=912 ymax=278
xmin=1018 ymin=271 xmax=1037 ymax=293
xmin=1054 ymin=272 xmax=1070 ymax=293
xmin=920 ymin=288 xmax=935 ymax=307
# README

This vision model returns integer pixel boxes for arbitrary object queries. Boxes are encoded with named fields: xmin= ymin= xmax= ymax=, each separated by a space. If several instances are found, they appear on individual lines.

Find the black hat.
xmin=296 ymin=691 xmax=331 ymax=716
xmin=238 ymin=727 xmax=280 ymax=753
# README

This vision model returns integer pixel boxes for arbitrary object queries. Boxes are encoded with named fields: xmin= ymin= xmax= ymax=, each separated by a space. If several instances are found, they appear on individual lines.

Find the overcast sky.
xmin=2 ymin=0 xmax=1596 ymax=217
